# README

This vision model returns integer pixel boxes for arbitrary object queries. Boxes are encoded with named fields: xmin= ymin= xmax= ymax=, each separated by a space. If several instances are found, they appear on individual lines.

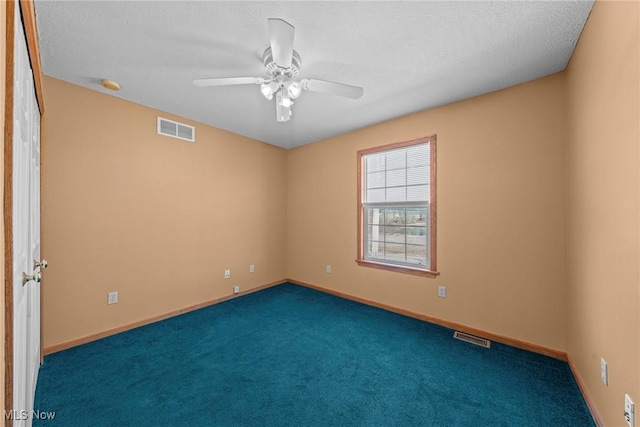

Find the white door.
xmin=12 ymin=4 xmax=42 ymax=426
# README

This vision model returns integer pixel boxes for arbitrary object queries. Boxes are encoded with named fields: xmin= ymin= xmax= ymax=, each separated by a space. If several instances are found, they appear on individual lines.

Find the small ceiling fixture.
xmin=101 ymin=79 xmax=120 ymax=91
xmin=193 ymin=18 xmax=363 ymax=123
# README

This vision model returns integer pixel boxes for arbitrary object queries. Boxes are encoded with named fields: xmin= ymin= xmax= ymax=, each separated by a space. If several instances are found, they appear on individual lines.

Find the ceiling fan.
xmin=193 ymin=18 xmax=364 ymax=123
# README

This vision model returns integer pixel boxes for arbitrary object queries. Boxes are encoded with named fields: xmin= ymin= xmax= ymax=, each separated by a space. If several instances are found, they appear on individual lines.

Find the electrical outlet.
xmin=326 ymin=265 xmax=332 ymax=274
xmin=625 ymin=394 xmax=635 ymax=427
xmin=438 ymin=286 xmax=446 ymax=298
xmin=600 ymin=358 xmax=608 ymax=386
xmin=224 ymin=269 xmax=231 ymax=279
xmin=108 ymin=291 xmax=118 ymax=305
xmin=249 ymin=264 xmax=255 ymax=273
xmin=233 ymin=285 xmax=240 ymax=294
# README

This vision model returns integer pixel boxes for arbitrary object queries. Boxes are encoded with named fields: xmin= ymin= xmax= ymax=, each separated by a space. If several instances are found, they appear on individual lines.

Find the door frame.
xmin=4 ymin=0 xmax=45 ymax=423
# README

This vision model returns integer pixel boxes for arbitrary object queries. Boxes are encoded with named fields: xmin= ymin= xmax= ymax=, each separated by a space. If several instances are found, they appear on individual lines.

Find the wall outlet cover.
xmin=438 ymin=286 xmax=446 ymax=298
xmin=625 ymin=394 xmax=635 ymax=427
xmin=108 ymin=291 xmax=118 ymax=305
xmin=224 ymin=269 xmax=231 ymax=279
xmin=233 ymin=285 xmax=240 ymax=294
xmin=600 ymin=358 xmax=608 ymax=386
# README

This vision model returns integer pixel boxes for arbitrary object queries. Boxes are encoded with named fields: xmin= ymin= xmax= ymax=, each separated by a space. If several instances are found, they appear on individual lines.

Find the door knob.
xmin=34 ymin=259 xmax=48 ymax=270
xmin=22 ymin=271 xmax=42 ymax=286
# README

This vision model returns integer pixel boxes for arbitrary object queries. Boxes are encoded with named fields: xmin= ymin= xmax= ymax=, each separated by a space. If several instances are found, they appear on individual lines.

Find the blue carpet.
xmin=34 ymin=283 xmax=594 ymax=426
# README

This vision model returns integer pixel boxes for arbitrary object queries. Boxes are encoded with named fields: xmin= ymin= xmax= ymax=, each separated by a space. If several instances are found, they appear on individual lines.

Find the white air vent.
xmin=453 ymin=331 xmax=491 ymax=348
xmin=157 ymin=117 xmax=195 ymax=142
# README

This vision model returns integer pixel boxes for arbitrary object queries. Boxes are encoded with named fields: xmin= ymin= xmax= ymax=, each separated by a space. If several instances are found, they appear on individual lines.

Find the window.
xmin=357 ymin=136 xmax=438 ymax=278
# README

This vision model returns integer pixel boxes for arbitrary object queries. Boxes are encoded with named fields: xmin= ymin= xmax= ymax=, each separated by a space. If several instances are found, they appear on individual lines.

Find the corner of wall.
xmin=285 ymin=73 xmax=568 ymax=352
xmin=565 ymin=1 xmax=640 ymax=425
xmin=41 ymin=77 xmax=289 ymax=349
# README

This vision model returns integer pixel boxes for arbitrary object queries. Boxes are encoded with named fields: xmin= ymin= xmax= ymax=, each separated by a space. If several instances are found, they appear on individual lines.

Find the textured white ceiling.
xmin=34 ymin=1 xmax=593 ymax=149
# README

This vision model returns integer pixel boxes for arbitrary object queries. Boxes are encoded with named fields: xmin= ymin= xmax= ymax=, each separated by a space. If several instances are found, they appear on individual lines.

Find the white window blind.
xmin=364 ymin=144 xmax=430 ymax=203
xmin=362 ymin=142 xmax=431 ymax=268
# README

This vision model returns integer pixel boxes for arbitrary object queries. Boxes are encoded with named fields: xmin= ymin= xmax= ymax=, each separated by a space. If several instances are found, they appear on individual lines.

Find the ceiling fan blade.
xmin=301 ymin=79 xmax=364 ymax=100
xmin=268 ymin=18 xmax=295 ymax=69
xmin=192 ymin=77 xmax=264 ymax=87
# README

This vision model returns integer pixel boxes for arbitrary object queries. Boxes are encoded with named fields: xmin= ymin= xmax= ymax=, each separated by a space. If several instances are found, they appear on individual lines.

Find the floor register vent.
xmin=453 ymin=331 xmax=491 ymax=348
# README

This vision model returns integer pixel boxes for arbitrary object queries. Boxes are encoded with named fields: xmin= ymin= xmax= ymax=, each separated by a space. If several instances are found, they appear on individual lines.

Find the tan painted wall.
xmin=41 ymin=77 xmax=288 ymax=349
xmin=566 ymin=1 xmax=640 ymax=425
xmin=1 ymin=0 xmax=7 ymax=416
xmin=287 ymin=73 xmax=568 ymax=351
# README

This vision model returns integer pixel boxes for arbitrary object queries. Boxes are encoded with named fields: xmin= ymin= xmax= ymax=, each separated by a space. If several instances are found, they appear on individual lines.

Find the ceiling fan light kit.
xmin=276 ymin=90 xmax=292 ymax=122
xmin=284 ymin=80 xmax=302 ymax=99
xmin=193 ymin=18 xmax=364 ymax=123
xmin=260 ymin=81 xmax=278 ymax=100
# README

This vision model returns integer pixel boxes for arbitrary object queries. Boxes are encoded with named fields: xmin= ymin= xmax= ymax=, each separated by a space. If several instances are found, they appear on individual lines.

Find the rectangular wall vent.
xmin=157 ymin=117 xmax=195 ymax=142
xmin=453 ymin=331 xmax=491 ymax=348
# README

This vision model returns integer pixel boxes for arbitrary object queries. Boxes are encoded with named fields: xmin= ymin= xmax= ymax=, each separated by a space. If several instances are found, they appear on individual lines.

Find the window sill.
xmin=355 ymin=259 xmax=439 ymax=278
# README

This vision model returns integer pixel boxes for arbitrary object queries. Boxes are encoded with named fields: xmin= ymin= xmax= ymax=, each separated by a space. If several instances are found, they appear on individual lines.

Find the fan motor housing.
xmin=263 ymin=47 xmax=301 ymax=77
